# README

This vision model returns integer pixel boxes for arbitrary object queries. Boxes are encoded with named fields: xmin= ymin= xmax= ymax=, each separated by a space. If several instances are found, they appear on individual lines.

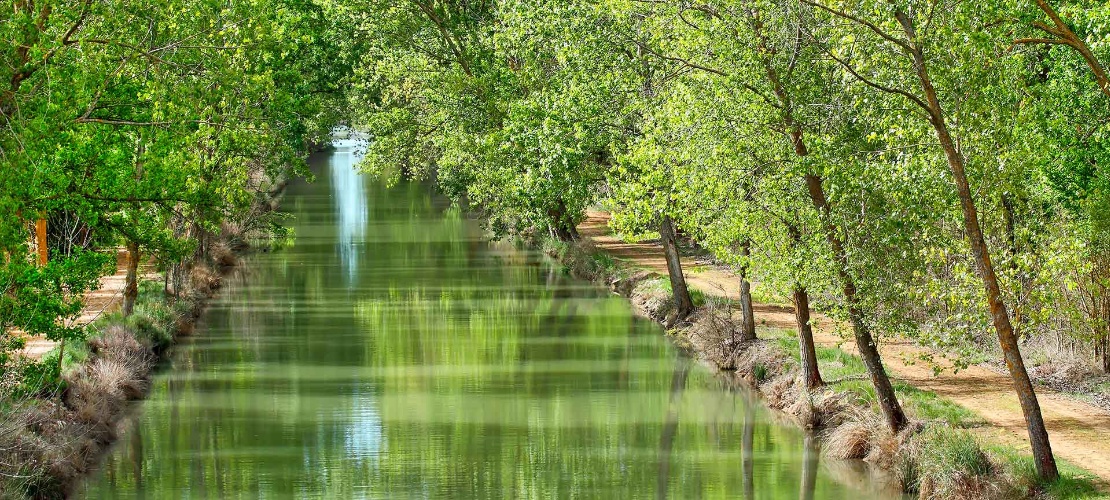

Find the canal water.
xmin=80 ymin=141 xmax=893 ymax=499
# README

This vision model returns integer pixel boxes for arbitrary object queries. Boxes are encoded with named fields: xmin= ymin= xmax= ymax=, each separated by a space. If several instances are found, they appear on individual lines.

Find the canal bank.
xmin=536 ymin=219 xmax=1104 ymax=498
xmin=0 ymin=167 xmax=292 ymax=499
xmin=77 ymin=141 xmax=897 ymax=499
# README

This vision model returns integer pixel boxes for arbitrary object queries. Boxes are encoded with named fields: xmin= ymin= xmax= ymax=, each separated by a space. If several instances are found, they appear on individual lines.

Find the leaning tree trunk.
xmin=1103 ymin=327 xmax=1110 ymax=374
xmin=738 ymin=239 xmax=757 ymax=342
xmin=660 ymin=216 xmax=694 ymax=319
xmin=792 ymin=285 xmax=823 ymax=390
xmin=1102 ymin=290 xmax=1110 ymax=373
xmin=896 ymin=9 xmax=1058 ymax=481
xmin=547 ymin=199 xmax=579 ymax=242
xmin=804 ymin=171 xmax=908 ymax=431
xmin=122 ymin=241 xmax=141 ymax=316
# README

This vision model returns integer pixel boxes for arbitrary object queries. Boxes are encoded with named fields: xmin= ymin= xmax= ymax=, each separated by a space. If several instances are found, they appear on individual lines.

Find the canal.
xmin=80 ymin=140 xmax=892 ymax=499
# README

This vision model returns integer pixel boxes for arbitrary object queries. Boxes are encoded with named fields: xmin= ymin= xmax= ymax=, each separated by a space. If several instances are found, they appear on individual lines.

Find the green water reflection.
xmin=80 ymin=142 xmax=894 ymax=499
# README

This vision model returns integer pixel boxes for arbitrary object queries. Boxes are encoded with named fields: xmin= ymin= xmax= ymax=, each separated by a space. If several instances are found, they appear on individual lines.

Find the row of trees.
xmin=0 ymin=0 xmax=350 ymax=381
xmin=337 ymin=0 xmax=1110 ymax=482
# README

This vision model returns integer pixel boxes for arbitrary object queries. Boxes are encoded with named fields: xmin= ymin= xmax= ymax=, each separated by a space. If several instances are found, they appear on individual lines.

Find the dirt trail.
xmin=19 ymin=249 xmax=160 ymax=359
xmin=580 ymin=211 xmax=1110 ymax=483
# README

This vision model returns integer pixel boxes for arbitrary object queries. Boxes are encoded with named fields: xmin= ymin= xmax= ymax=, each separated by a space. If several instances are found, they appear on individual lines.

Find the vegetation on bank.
xmin=0 ymin=1 xmax=349 ymax=497
xmin=4 ymin=0 xmax=1110 ymax=497
xmin=338 ymin=0 xmax=1110 ymax=490
xmin=542 ymin=234 xmax=1101 ymax=498
xmin=0 ymin=231 xmax=251 ymax=498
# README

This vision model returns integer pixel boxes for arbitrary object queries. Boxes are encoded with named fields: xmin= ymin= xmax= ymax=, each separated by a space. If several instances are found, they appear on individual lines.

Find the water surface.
xmin=81 ymin=141 xmax=893 ymax=499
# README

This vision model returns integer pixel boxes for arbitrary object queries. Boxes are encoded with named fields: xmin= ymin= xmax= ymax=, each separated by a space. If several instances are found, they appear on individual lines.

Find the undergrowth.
xmin=0 ymin=273 xmax=209 ymax=499
xmin=544 ymin=235 xmax=1103 ymax=499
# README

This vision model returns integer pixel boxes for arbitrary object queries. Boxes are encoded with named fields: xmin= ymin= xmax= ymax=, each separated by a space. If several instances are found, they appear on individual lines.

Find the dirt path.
xmin=19 ymin=249 xmax=160 ymax=359
xmin=580 ymin=210 xmax=1110 ymax=483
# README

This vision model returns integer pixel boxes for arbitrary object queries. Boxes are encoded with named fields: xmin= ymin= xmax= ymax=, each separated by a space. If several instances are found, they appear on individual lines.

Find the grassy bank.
xmin=0 ymin=239 xmax=249 ymax=498
xmin=0 ymin=204 xmax=284 ymax=499
xmin=538 ymin=235 xmax=1102 ymax=499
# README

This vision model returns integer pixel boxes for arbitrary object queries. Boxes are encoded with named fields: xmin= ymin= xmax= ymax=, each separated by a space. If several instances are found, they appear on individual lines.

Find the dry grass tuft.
xmin=900 ymin=426 xmax=1001 ymax=498
xmin=787 ymin=393 xmax=823 ymax=429
xmin=824 ymin=419 xmax=874 ymax=459
xmin=210 ymin=241 xmax=240 ymax=268
xmin=682 ymin=296 xmax=758 ymax=370
xmin=189 ymin=264 xmax=221 ymax=295
xmin=761 ymin=373 xmax=798 ymax=408
xmin=88 ymin=326 xmax=149 ymax=361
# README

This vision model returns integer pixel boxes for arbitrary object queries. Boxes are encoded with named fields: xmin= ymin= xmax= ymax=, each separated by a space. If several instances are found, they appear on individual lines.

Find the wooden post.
xmin=35 ymin=217 xmax=47 ymax=265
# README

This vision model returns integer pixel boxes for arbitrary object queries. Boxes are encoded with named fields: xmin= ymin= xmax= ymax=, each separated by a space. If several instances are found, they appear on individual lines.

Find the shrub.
xmin=906 ymin=427 xmax=996 ymax=498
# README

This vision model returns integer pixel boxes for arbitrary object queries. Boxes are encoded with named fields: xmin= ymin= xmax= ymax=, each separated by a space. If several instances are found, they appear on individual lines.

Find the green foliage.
xmin=0 ymin=0 xmax=348 ymax=372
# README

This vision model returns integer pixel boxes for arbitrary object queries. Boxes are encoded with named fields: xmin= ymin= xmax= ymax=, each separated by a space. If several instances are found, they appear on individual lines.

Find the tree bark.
xmin=895 ymin=9 xmax=1058 ymax=481
xmin=35 ymin=217 xmax=48 ymax=265
xmin=1022 ymin=0 xmax=1110 ymax=98
xmin=123 ymin=241 xmax=141 ymax=316
xmin=1103 ymin=329 xmax=1110 ymax=374
xmin=1102 ymin=289 xmax=1110 ymax=373
xmin=547 ymin=199 xmax=579 ymax=242
xmin=804 ymin=172 xmax=908 ymax=431
xmin=660 ymin=215 xmax=694 ymax=318
xmin=747 ymin=5 xmax=900 ymax=422
xmin=792 ymin=285 xmax=823 ymax=390
xmin=738 ymin=239 xmax=757 ymax=342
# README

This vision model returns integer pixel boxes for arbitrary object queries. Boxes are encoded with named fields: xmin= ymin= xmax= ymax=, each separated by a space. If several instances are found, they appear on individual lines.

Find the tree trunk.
xmin=804 ymin=172 xmax=908 ymax=431
xmin=35 ymin=217 xmax=47 ymax=265
xmin=738 ymin=239 xmax=756 ymax=342
xmin=1026 ymin=0 xmax=1110 ymax=98
xmin=547 ymin=199 xmax=579 ymax=242
xmin=895 ymin=9 xmax=1058 ymax=481
xmin=792 ymin=285 xmax=823 ymax=390
xmin=748 ymin=5 xmax=901 ymax=425
xmin=1103 ymin=331 xmax=1110 ymax=374
xmin=551 ymin=223 xmax=574 ymax=242
xmin=660 ymin=216 xmax=694 ymax=318
xmin=123 ymin=241 xmax=141 ymax=317
xmin=1102 ymin=294 xmax=1110 ymax=373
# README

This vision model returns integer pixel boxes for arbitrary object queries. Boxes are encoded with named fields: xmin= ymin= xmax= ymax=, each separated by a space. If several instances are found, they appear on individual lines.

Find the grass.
xmin=772 ymin=331 xmax=981 ymax=427
xmin=543 ymin=233 xmax=1103 ymax=498
xmin=647 ymin=278 xmax=710 ymax=307
xmin=769 ymin=328 xmax=1102 ymax=498
xmin=539 ymin=235 xmax=623 ymax=282
xmin=988 ymin=446 xmax=1104 ymax=499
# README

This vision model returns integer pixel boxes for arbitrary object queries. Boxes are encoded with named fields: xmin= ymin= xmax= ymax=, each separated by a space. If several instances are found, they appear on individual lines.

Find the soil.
xmin=579 ymin=210 xmax=1110 ymax=485
xmin=19 ymin=249 xmax=160 ymax=359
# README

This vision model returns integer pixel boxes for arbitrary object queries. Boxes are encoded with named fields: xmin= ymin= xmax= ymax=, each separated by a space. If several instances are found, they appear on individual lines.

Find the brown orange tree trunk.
xmin=660 ymin=215 xmax=694 ymax=319
xmin=122 ymin=241 xmax=141 ymax=316
xmin=738 ymin=239 xmax=756 ymax=342
xmin=35 ymin=217 xmax=47 ymax=265
xmin=893 ymin=9 xmax=1059 ymax=481
xmin=792 ymin=285 xmax=823 ymax=390
xmin=804 ymin=172 xmax=908 ymax=431
xmin=746 ymin=5 xmax=904 ymax=426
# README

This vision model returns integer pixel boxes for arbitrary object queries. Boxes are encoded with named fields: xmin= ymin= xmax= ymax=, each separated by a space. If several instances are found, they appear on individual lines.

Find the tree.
xmin=802 ymin=0 xmax=1058 ymax=479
